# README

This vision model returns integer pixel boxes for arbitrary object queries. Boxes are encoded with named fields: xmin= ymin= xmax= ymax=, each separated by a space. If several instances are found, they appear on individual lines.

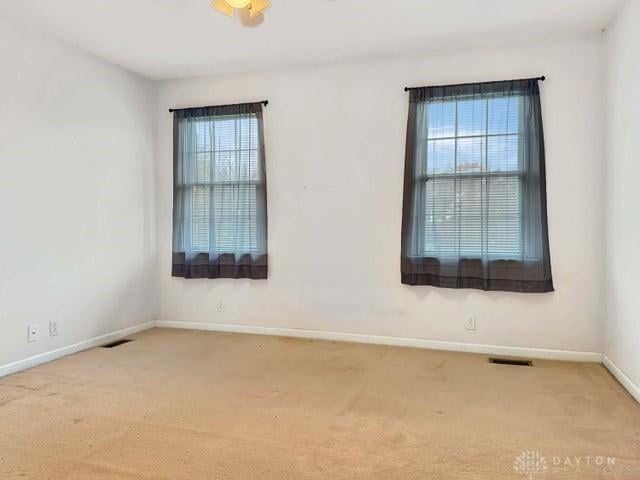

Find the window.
xmin=421 ymin=94 xmax=524 ymax=259
xmin=188 ymin=115 xmax=262 ymax=254
xmin=401 ymin=79 xmax=553 ymax=293
xmin=172 ymin=103 xmax=268 ymax=279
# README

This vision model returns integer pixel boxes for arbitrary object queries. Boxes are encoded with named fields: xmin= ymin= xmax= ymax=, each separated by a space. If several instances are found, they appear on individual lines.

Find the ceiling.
xmin=0 ymin=0 xmax=624 ymax=80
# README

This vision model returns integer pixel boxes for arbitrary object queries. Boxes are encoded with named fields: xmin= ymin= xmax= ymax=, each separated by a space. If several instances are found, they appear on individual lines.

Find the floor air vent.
xmin=101 ymin=339 xmax=133 ymax=348
xmin=489 ymin=357 xmax=532 ymax=367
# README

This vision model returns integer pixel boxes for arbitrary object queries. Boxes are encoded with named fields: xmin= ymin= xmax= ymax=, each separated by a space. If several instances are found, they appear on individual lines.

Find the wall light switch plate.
xmin=465 ymin=316 xmax=477 ymax=331
xmin=217 ymin=302 xmax=225 ymax=313
xmin=49 ymin=321 xmax=59 ymax=337
xmin=27 ymin=324 xmax=39 ymax=342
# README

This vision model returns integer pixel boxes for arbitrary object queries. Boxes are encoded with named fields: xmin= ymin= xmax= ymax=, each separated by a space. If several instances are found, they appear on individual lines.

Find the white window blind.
xmin=181 ymin=114 xmax=264 ymax=256
xmin=420 ymin=94 xmax=524 ymax=259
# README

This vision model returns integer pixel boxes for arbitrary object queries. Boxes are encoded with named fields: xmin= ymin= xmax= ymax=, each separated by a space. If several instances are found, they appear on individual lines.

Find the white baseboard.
xmin=0 ymin=321 xmax=156 ymax=378
xmin=603 ymin=354 xmax=640 ymax=403
xmin=156 ymin=320 xmax=602 ymax=362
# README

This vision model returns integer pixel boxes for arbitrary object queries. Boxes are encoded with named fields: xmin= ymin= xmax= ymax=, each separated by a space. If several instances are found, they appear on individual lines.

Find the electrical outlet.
xmin=49 ymin=321 xmax=59 ymax=337
xmin=464 ymin=316 xmax=477 ymax=331
xmin=27 ymin=324 xmax=39 ymax=342
xmin=217 ymin=302 xmax=225 ymax=313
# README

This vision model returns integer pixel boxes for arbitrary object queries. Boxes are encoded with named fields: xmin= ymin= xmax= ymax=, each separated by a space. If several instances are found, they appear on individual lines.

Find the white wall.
xmin=0 ymin=18 xmax=156 ymax=367
xmin=604 ymin=1 xmax=640 ymax=388
xmin=155 ymin=33 xmax=605 ymax=353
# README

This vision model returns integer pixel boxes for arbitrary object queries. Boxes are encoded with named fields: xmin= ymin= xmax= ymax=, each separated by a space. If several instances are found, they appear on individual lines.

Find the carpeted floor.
xmin=0 ymin=328 xmax=639 ymax=480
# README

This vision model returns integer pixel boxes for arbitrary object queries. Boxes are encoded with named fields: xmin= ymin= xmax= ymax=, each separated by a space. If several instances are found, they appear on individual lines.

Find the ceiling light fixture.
xmin=211 ymin=0 xmax=271 ymax=17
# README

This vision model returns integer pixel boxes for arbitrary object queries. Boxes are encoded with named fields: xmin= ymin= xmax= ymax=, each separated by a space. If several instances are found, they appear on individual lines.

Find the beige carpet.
xmin=0 ymin=328 xmax=638 ymax=480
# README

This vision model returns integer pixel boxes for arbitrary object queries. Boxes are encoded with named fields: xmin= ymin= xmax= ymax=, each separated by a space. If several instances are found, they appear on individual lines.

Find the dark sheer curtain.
xmin=172 ymin=102 xmax=268 ymax=279
xmin=401 ymin=79 xmax=553 ymax=293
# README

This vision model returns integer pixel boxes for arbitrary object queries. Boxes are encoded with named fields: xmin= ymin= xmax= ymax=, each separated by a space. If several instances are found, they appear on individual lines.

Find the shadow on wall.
xmin=403 ymin=283 xmax=556 ymax=303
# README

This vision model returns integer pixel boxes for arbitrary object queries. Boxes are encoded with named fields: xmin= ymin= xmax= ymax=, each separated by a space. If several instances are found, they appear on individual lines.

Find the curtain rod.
xmin=404 ymin=76 xmax=545 ymax=92
xmin=169 ymin=100 xmax=268 ymax=113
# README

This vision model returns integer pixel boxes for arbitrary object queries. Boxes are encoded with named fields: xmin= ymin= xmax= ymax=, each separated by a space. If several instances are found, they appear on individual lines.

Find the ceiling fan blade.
xmin=211 ymin=0 xmax=235 ymax=16
xmin=249 ymin=0 xmax=271 ymax=17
